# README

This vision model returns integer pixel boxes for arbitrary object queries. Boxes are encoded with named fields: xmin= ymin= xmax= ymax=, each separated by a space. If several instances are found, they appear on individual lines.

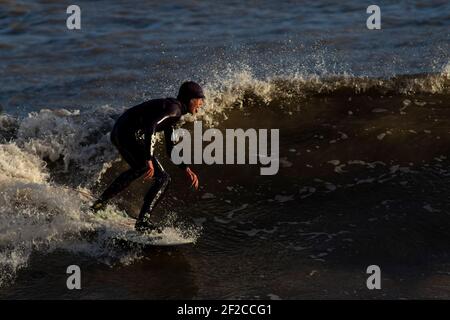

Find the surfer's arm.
xmin=164 ymin=127 xmax=198 ymax=190
xmin=164 ymin=126 xmax=188 ymax=170
xmin=144 ymin=124 xmax=158 ymax=161
xmin=144 ymin=107 xmax=179 ymax=161
xmin=163 ymin=126 xmax=198 ymax=189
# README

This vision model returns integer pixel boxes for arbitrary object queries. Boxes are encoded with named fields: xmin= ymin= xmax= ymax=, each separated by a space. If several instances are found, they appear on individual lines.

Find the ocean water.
xmin=0 ymin=0 xmax=449 ymax=299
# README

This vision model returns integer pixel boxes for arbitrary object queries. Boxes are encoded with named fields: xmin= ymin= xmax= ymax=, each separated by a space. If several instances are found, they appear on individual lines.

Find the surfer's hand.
xmin=144 ymin=160 xmax=154 ymax=181
xmin=185 ymin=167 xmax=199 ymax=190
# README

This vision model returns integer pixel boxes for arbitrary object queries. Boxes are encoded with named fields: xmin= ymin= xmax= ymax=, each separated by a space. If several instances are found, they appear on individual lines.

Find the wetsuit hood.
xmin=176 ymin=81 xmax=205 ymax=109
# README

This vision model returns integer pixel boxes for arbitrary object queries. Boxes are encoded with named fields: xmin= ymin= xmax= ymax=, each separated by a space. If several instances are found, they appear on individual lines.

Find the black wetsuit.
xmin=95 ymin=98 xmax=188 ymax=230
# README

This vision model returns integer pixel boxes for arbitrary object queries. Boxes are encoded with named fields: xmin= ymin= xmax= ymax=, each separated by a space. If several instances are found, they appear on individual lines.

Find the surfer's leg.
xmin=92 ymin=134 xmax=147 ymax=211
xmin=135 ymin=158 xmax=170 ymax=232
xmin=91 ymin=166 xmax=147 ymax=211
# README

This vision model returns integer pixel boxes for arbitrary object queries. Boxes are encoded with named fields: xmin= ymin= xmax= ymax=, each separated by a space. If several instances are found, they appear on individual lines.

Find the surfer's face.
xmin=188 ymin=98 xmax=204 ymax=114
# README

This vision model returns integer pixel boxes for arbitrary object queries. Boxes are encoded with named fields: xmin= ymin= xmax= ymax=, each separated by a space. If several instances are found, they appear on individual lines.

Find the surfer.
xmin=91 ymin=81 xmax=204 ymax=232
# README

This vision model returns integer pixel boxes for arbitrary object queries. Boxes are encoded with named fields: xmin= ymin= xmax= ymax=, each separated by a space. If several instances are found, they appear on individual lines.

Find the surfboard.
xmin=62 ymin=186 xmax=197 ymax=247
xmin=110 ymin=217 xmax=195 ymax=247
